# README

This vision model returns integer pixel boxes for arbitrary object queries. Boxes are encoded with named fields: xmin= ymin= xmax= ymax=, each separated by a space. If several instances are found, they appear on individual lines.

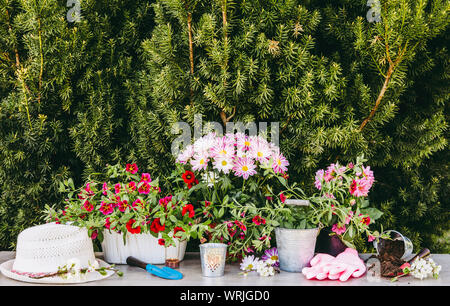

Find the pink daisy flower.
xmin=232 ymin=157 xmax=257 ymax=179
xmin=248 ymin=137 xmax=271 ymax=163
xmin=176 ymin=144 xmax=194 ymax=164
xmin=190 ymin=154 xmax=209 ymax=171
xmin=272 ymin=153 xmax=289 ymax=174
xmin=213 ymin=156 xmax=233 ymax=174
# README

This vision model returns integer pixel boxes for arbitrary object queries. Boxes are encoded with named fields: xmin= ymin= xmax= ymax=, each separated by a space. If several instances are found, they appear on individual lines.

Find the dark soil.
xmin=377 ymin=238 xmax=406 ymax=277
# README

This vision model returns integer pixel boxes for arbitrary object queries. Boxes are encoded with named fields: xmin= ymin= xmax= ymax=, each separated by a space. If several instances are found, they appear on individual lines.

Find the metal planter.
xmin=275 ymin=227 xmax=319 ymax=272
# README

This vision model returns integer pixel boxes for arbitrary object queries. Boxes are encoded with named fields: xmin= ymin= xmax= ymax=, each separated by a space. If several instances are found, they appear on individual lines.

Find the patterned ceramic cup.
xmin=199 ymin=243 xmax=228 ymax=277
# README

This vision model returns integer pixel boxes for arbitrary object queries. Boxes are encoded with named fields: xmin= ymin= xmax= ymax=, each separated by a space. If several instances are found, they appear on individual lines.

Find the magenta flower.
xmin=368 ymin=235 xmax=376 ymax=242
xmin=132 ymin=199 xmax=144 ymax=210
xmin=331 ymin=223 xmax=346 ymax=235
xmin=114 ymin=183 xmax=121 ymax=194
xmin=126 ymin=163 xmax=139 ymax=174
xmin=232 ymin=157 xmax=257 ymax=179
xmin=314 ymin=169 xmax=324 ymax=190
xmin=138 ymin=181 xmax=151 ymax=194
xmin=279 ymin=193 xmax=286 ymax=203
xmin=141 ymin=173 xmax=152 ymax=183
xmin=261 ymin=247 xmax=279 ymax=267
xmin=102 ymin=182 xmax=108 ymax=195
xmin=83 ymin=200 xmax=94 ymax=212
xmin=127 ymin=181 xmax=137 ymax=192
xmin=99 ymin=201 xmax=114 ymax=215
xmin=117 ymin=200 xmax=128 ymax=212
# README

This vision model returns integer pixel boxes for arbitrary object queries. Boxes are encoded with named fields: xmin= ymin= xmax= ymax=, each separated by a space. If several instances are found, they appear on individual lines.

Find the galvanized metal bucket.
xmin=275 ymin=227 xmax=319 ymax=272
xmin=199 ymin=243 xmax=228 ymax=277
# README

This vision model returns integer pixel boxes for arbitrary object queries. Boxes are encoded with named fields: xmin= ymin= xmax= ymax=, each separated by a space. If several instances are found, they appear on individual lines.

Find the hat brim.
xmin=0 ymin=259 xmax=115 ymax=284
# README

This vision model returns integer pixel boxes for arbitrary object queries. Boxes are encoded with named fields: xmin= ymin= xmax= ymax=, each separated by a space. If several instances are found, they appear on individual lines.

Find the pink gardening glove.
xmin=325 ymin=248 xmax=366 ymax=281
xmin=301 ymin=253 xmax=336 ymax=280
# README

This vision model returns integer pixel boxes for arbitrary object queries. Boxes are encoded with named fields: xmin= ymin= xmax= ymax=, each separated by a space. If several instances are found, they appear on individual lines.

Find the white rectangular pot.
xmin=101 ymin=230 xmax=187 ymax=264
xmin=275 ymin=227 xmax=319 ymax=272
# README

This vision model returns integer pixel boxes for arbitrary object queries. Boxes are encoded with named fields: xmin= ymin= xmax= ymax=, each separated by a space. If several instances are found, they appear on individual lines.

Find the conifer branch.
xmin=37 ymin=16 xmax=43 ymax=104
xmin=359 ymin=43 xmax=407 ymax=131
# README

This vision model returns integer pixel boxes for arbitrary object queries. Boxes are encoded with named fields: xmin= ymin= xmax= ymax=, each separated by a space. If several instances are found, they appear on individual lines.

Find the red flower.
xmin=182 ymin=170 xmax=196 ymax=184
xmin=126 ymin=163 xmax=139 ymax=174
xmin=182 ymin=204 xmax=195 ymax=218
xmin=150 ymin=218 xmax=165 ymax=233
xmin=187 ymin=179 xmax=199 ymax=189
xmin=360 ymin=215 xmax=371 ymax=226
xmin=252 ymin=215 xmax=266 ymax=226
xmin=158 ymin=238 xmax=165 ymax=246
xmin=173 ymin=226 xmax=185 ymax=238
xmin=350 ymin=179 xmax=357 ymax=195
xmin=279 ymin=193 xmax=286 ymax=203
xmin=126 ymin=219 xmax=141 ymax=234
xmin=105 ymin=217 xmax=111 ymax=229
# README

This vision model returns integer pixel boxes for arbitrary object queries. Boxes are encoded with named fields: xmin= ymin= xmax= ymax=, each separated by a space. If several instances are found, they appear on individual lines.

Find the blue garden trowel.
xmin=126 ymin=256 xmax=183 ymax=280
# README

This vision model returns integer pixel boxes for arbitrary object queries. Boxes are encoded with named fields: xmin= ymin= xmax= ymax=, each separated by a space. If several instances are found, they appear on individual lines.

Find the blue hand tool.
xmin=126 ymin=256 xmax=183 ymax=280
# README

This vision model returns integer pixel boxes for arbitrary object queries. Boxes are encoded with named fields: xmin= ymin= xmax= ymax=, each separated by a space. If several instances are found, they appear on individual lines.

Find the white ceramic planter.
xmin=101 ymin=230 xmax=187 ymax=264
xmin=275 ymin=227 xmax=319 ymax=272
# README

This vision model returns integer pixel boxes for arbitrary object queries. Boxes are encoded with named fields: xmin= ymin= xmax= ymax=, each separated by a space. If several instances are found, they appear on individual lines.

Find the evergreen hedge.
xmin=0 ymin=0 xmax=448 ymax=252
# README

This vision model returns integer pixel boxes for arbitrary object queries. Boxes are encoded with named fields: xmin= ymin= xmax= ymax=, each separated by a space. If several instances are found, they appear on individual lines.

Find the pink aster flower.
xmin=248 ymin=137 xmax=271 ymax=163
xmin=314 ymin=169 xmax=324 ymax=190
xmin=176 ymin=144 xmax=194 ymax=164
xmin=99 ymin=201 xmax=114 ymax=215
xmin=210 ymin=136 xmax=234 ymax=159
xmin=271 ymin=153 xmax=289 ymax=174
xmin=357 ymin=165 xmax=375 ymax=188
xmin=331 ymin=223 xmax=346 ymax=235
xmin=232 ymin=157 xmax=257 ymax=179
xmin=349 ymin=178 xmax=371 ymax=197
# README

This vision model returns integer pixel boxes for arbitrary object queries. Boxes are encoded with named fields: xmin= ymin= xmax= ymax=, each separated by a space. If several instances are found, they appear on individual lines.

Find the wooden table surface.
xmin=0 ymin=252 xmax=448 ymax=286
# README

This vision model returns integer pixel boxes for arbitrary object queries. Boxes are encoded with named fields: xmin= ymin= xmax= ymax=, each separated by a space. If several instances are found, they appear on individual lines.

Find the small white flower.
xmin=240 ymin=255 xmax=258 ymax=272
xmin=410 ymin=257 xmax=441 ymax=280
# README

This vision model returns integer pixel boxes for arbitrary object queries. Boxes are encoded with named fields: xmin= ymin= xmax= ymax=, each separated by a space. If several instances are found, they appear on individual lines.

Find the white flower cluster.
xmin=239 ymin=255 xmax=277 ymax=277
xmin=63 ymin=258 xmax=99 ymax=280
xmin=409 ymin=258 xmax=441 ymax=280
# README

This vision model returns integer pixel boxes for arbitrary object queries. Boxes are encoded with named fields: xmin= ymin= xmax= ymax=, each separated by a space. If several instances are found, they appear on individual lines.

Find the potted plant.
xmin=309 ymin=155 xmax=386 ymax=256
xmin=43 ymin=163 xmax=209 ymax=264
xmin=172 ymin=132 xmax=290 ymax=260
xmin=258 ymin=184 xmax=320 ymax=273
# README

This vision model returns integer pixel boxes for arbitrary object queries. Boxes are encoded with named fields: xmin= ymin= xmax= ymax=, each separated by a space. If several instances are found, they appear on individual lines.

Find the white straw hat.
xmin=0 ymin=223 xmax=114 ymax=284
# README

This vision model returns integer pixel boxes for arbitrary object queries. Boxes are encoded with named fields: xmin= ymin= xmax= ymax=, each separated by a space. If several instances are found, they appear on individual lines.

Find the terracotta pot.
xmin=314 ymin=227 xmax=347 ymax=257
